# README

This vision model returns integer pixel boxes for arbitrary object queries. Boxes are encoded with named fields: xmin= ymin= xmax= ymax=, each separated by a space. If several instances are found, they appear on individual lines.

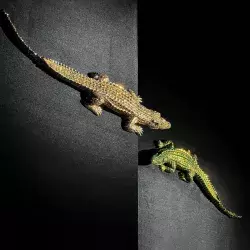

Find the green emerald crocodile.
xmin=151 ymin=140 xmax=242 ymax=219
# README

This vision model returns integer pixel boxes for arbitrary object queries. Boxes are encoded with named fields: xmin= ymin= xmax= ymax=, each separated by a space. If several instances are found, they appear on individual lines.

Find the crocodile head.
xmin=151 ymin=150 xmax=166 ymax=166
xmin=151 ymin=141 xmax=174 ymax=165
xmin=148 ymin=111 xmax=171 ymax=130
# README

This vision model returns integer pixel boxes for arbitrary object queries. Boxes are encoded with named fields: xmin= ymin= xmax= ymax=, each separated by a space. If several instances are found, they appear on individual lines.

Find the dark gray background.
xmin=0 ymin=0 xmax=137 ymax=249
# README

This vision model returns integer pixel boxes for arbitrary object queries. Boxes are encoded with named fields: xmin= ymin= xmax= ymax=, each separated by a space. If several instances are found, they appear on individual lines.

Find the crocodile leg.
xmin=185 ymin=171 xmax=195 ymax=182
xmin=155 ymin=140 xmax=165 ymax=148
xmin=155 ymin=140 xmax=174 ymax=149
xmin=80 ymin=91 xmax=105 ymax=116
xmin=122 ymin=117 xmax=143 ymax=136
xmin=178 ymin=172 xmax=189 ymax=182
xmin=160 ymin=164 xmax=175 ymax=173
xmin=178 ymin=171 xmax=195 ymax=183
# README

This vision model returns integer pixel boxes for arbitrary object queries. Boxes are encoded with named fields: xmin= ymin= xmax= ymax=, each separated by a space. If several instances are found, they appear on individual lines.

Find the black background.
xmin=138 ymin=1 xmax=249 ymax=250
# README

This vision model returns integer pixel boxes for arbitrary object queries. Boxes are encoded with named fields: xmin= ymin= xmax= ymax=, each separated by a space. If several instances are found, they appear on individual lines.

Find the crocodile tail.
xmin=215 ymin=201 xmax=242 ymax=219
xmin=194 ymin=174 xmax=242 ymax=219
xmin=0 ymin=10 xmax=89 ymax=91
xmin=0 ymin=9 xmax=41 ymax=64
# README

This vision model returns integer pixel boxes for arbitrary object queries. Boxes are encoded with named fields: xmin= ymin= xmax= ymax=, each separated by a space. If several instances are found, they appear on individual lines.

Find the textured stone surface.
xmin=0 ymin=0 xmax=137 ymax=249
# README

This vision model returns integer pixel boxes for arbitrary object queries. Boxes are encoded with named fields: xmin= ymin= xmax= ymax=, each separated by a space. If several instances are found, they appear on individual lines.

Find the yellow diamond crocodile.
xmin=0 ymin=10 xmax=171 ymax=135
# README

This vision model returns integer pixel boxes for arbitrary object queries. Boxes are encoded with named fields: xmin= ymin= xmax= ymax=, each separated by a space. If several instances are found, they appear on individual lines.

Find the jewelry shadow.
xmin=138 ymin=148 xmax=158 ymax=166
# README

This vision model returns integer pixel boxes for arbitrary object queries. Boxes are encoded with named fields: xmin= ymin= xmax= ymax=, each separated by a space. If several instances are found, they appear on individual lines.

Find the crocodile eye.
xmin=151 ymin=119 xmax=159 ymax=125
